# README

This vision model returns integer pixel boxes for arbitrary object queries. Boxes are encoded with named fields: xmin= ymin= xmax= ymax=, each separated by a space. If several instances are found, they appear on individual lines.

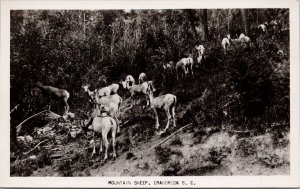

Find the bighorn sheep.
xmin=82 ymin=84 xmax=96 ymax=102
xmin=82 ymin=113 xmax=117 ymax=161
xmin=124 ymin=75 xmax=135 ymax=87
xmin=163 ymin=61 xmax=174 ymax=71
xmin=35 ymin=82 xmax=70 ymax=114
xmin=222 ymin=34 xmax=231 ymax=52
xmin=258 ymin=22 xmax=268 ymax=33
xmin=85 ymin=94 xmax=122 ymax=134
xmin=96 ymin=83 xmax=119 ymax=98
xmin=162 ymin=61 xmax=175 ymax=84
xmin=239 ymin=33 xmax=251 ymax=44
xmin=175 ymin=58 xmax=189 ymax=79
xmin=121 ymin=80 xmax=156 ymax=107
xmin=146 ymin=90 xmax=177 ymax=132
xmin=195 ymin=45 xmax=205 ymax=65
xmin=138 ymin=72 xmax=146 ymax=84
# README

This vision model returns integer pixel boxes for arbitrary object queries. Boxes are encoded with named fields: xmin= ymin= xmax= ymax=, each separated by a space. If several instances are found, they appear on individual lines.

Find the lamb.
xmin=146 ymin=90 xmax=177 ymax=132
xmin=138 ymin=72 xmax=146 ymax=84
xmin=35 ymin=82 xmax=70 ymax=114
xmin=82 ymin=113 xmax=117 ymax=162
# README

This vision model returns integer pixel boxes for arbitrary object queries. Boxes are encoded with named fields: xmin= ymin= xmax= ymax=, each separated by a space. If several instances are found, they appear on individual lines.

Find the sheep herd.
xmin=35 ymin=20 xmax=280 ymax=162
xmin=79 ymin=73 xmax=177 ymax=161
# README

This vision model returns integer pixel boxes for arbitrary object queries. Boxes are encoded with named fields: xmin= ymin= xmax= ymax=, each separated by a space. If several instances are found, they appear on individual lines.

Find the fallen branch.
xmin=16 ymin=110 xmax=48 ymax=134
xmin=232 ymin=129 xmax=257 ymax=133
xmin=23 ymin=140 xmax=46 ymax=155
xmin=10 ymin=104 xmax=20 ymax=114
xmin=50 ymin=154 xmax=62 ymax=159
xmin=148 ymin=123 xmax=193 ymax=151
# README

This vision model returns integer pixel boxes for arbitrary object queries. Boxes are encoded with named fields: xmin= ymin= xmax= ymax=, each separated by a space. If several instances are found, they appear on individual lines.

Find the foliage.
xmin=10 ymin=9 xmax=289 ymax=147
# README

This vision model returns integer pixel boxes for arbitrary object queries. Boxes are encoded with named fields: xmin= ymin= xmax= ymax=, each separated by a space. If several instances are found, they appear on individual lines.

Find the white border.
xmin=1 ymin=0 xmax=299 ymax=188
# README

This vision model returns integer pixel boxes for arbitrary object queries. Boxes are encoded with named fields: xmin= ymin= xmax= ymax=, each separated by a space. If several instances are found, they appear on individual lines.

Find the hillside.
xmin=10 ymin=9 xmax=290 ymax=176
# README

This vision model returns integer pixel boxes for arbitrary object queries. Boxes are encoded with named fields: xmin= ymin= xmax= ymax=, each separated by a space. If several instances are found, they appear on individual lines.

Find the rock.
xmin=70 ymin=130 xmax=82 ymax=138
xmin=28 ymin=155 xmax=37 ymax=160
xmin=89 ymin=139 xmax=95 ymax=146
xmin=37 ymin=126 xmax=52 ymax=135
xmin=17 ymin=135 xmax=33 ymax=143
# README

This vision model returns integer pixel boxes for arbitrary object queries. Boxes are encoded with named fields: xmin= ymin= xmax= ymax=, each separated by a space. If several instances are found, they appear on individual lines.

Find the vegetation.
xmin=10 ymin=9 xmax=289 ymax=176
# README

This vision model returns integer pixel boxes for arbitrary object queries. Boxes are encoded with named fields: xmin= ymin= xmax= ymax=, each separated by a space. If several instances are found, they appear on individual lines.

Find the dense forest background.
xmin=10 ymin=8 xmax=290 ymax=177
xmin=10 ymin=9 xmax=289 ymax=146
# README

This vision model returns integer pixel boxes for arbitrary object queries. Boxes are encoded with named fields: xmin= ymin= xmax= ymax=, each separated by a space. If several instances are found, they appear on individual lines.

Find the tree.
xmin=241 ymin=9 xmax=249 ymax=35
xmin=202 ymin=9 xmax=209 ymax=41
xmin=186 ymin=9 xmax=198 ymax=40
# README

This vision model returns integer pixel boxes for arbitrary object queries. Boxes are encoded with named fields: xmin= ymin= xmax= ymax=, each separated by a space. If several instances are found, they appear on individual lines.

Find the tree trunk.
xmin=227 ymin=9 xmax=231 ymax=32
xmin=202 ymin=9 xmax=209 ymax=41
xmin=186 ymin=10 xmax=198 ymax=40
xmin=241 ymin=9 xmax=249 ymax=35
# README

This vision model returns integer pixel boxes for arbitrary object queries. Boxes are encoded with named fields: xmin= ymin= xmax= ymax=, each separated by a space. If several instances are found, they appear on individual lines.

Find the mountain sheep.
xmin=35 ymin=82 xmax=70 ymax=114
xmin=146 ymin=90 xmax=177 ymax=132
xmin=138 ymin=72 xmax=146 ymax=84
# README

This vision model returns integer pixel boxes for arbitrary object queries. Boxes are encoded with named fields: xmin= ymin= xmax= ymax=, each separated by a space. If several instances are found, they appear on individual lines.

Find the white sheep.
xmin=185 ymin=55 xmax=194 ymax=76
xmin=125 ymin=75 xmax=135 ymax=87
xmin=221 ymin=34 xmax=231 ymax=52
xmin=239 ymin=33 xmax=251 ymax=44
xmin=258 ymin=23 xmax=268 ymax=33
xmin=121 ymin=80 xmax=155 ymax=107
xmin=138 ymin=72 xmax=146 ymax=84
xmin=175 ymin=57 xmax=190 ymax=79
xmin=82 ymin=84 xmax=96 ymax=103
xmin=83 ymin=114 xmax=117 ymax=161
xmin=195 ymin=45 xmax=205 ymax=64
xmin=95 ymin=94 xmax=122 ymax=115
xmin=108 ymin=83 xmax=119 ymax=94
xmin=146 ymin=90 xmax=177 ymax=132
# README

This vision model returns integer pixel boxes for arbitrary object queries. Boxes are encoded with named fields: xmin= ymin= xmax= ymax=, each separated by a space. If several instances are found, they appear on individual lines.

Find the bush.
xmin=155 ymin=146 xmax=172 ymax=164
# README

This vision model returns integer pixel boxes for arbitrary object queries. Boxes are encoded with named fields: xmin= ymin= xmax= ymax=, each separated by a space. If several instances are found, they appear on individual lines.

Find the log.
xmin=23 ymin=140 xmax=47 ymax=155
xmin=148 ymin=123 xmax=193 ymax=151
xmin=16 ymin=110 xmax=48 ymax=134
xmin=10 ymin=104 xmax=20 ymax=114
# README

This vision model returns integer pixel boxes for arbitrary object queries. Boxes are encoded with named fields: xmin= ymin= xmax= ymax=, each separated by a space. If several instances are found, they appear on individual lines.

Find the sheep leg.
xmin=111 ymin=127 xmax=116 ymax=160
xmin=48 ymin=97 xmax=51 ymax=111
xmin=92 ymin=132 xmax=96 ymax=157
xmin=171 ymin=105 xmax=176 ymax=127
xmin=102 ymin=131 xmax=109 ymax=162
xmin=153 ymin=108 xmax=160 ymax=130
xmin=114 ymin=115 xmax=121 ymax=133
xmin=164 ymin=107 xmax=171 ymax=131
xmin=99 ymin=140 xmax=103 ymax=153
xmin=63 ymin=98 xmax=69 ymax=115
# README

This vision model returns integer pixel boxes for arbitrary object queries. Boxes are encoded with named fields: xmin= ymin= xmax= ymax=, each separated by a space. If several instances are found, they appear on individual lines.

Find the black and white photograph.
xmin=1 ymin=0 xmax=299 ymax=187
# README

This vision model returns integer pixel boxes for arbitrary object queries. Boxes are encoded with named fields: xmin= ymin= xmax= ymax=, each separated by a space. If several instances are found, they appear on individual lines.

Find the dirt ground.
xmin=31 ymin=128 xmax=289 ymax=177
